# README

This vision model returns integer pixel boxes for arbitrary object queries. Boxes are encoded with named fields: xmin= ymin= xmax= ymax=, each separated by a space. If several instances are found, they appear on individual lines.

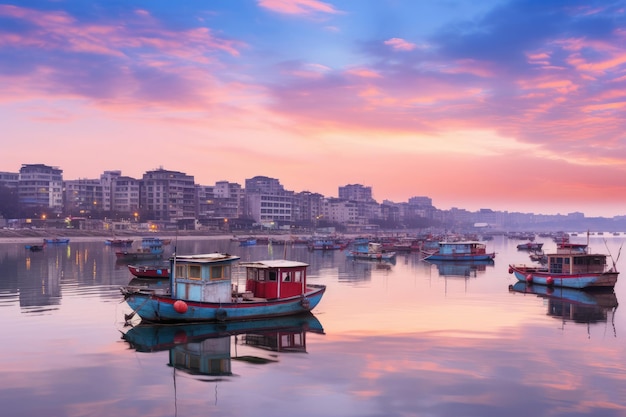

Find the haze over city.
xmin=2 ymin=1 xmax=626 ymax=217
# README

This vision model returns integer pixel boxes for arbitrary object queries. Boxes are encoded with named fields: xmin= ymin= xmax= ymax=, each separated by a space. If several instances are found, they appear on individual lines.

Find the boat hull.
xmin=128 ymin=264 xmax=170 ymax=278
xmin=347 ymin=251 xmax=396 ymax=261
xmin=424 ymin=253 xmax=495 ymax=261
xmin=122 ymin=285 xmax=326 ymax=323
xmin=509 ymin=265 xmax=618 ymax=289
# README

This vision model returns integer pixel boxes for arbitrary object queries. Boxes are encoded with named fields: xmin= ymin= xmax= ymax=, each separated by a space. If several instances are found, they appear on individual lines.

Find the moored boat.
xmin=43 ymin=237 xmax=70 ymax=244
xmin=128 ymin=264 xmax=170 ymax=278
xmin=105 ymin=238 xmax=133 ymax=246
xmin=346 ymin=238 xmax=396 ymax=261
xmin=120 ymin=253 xmax=326 ymax=323
xmin=517 ymin=242 xmax=543 ymax=251
xmin=508 ymin=243 xmax=619 ymax=289
xmin=115 ymin=237 xmax=165 ymax=262
xmin=25 ymin=244 xmax=44 ymax=251
xmin=422 ymin=241 xmax=495 ymax=261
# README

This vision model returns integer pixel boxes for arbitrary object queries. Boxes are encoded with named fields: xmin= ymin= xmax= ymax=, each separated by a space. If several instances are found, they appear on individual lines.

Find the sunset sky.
xmin=2 ymin=0 xmax=626 ymax=217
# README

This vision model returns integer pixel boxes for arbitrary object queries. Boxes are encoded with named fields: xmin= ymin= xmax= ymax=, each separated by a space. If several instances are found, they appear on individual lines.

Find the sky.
xmin=1 ymin=0 xmax=626 ymax=218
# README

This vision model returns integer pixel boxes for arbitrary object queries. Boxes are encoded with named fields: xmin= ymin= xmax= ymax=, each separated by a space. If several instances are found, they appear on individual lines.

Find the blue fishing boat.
xmin=115 ymin=237 xmax=165 ymax=262
xmin=238 ymin=237 xmax=257 ymax=247
xmin=43 ymin=237 xmax=70 ymax=244
xmin=121 ymin=253 xmax=326 ymax=323
xmin=346 ymin=238 xmax=396 ymax=261
xmin=422 ymin=241 xmax=495 ymax=261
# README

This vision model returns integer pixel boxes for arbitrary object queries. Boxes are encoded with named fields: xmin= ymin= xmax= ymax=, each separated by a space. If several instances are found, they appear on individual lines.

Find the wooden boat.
xmin=238 ymin=237 xmax=257 ymax=247
xmin=346 ymin=238 xmax=396 ymax=261
xmin=25 ymin=244 xmax=44 ymax=251
xmin=120 ymin=253 xmax=326 ymax=323
xmin=115 ymin=237 xmax=165 ymax=262
xmin=128 ymin=264 xmax=170 ymax=278
xmin=105 ymin=238 xmax=133 ymax=246
xmin=308 ymin=238 xmax=347 ymax=251
xmin=422 ymin=241 xmax=495 ymax=261
xmin=517 ymin=242 xmax=543 ymax=251
xmin=508 ymin=243 xmax=619 ymax=289
xmin=43 ymin=238 xmax=70 ymax=244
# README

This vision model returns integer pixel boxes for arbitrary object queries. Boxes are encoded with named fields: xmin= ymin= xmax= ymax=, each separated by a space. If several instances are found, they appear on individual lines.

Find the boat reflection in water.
xmin=426 ymin=259 xmax=494 ymax=278
xmin=121 ymin=313 xmax=324 ymax=378
xmin=509 ymin=282 xmax=619 ymax=332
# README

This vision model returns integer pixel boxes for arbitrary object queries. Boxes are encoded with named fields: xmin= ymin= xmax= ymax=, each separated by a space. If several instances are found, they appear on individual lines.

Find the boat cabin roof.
xmin=240 ymin=260 xmax=309 ymax=269
xmin=171 ymin=253 xmax=240 ymax=263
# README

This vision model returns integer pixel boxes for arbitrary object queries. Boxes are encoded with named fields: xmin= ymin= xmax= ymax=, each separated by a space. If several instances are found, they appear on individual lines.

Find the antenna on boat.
xmin=603 ymin=239 xmax=622 ymax=272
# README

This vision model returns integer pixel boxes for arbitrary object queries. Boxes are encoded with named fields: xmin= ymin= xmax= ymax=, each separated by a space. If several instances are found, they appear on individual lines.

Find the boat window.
xmin=188 ymin=265 xmax=202 ymax=280
xmin=268 ymin=270 xmax=277 ymax=281
xmin=282 ymin=272 xmax=291 ymax=282
xmin=293 ymin=270 xmax=303 ymax=283
xmin=175 ymin=264 xmax=187 ymax=279
xmin=211 ymin=265 xmax=224 ymax=280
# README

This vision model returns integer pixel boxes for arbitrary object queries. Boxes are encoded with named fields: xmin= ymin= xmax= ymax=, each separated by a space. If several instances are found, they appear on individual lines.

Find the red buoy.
xmin=508 ymin=267 xmax=514 ymax=274
xmin=546 ymin=276 xmax=554 ymax=286
xmin=173 ymin=300 xmax=188 ymax=314
xmin=526 ymin=274 xmax=533 ymax=284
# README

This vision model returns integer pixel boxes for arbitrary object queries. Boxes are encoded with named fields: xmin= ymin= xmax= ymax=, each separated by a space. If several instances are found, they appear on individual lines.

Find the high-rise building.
xmin=18 ymin=164 xmax=64 ymax=214
xmin=141 ymin=168 xmax=195 ymax=222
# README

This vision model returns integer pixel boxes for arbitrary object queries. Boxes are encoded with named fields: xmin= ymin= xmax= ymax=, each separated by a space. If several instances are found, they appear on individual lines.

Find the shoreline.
xmin=0 ymin=228 xmax=300 ymax=244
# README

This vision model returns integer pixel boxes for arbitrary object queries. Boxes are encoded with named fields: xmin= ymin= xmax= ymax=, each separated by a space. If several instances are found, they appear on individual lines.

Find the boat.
xmin=104 ymin=238 xmax=133 ymax=246
xmin=238 ymin=237 xmax=257 ymax=247
xmin=120 ymin=253 xmax=326 ymax=323
xmin=346 ymin=238 xmax=396 ymax=261
xmin=128 ymin=263 xmax=170 ymax=278
xmin=43 ymin=238 xmax=70 ymax=244
xmin=307 ymin=238 xmax=347 ymax=251
xmin=422 ymin=241 xmax=495 ymax=261
xmin=508 ymin=243 xmax=619 ymax=289
xmin=517 ymin=242 xmax=543 ymax=251
xmin=508 ymin=282 xmax=618 ymax=325
xmin=115 ymin=237 xmax=165 ymax=262
xmin=25 ymin=244 xmax=44 ymax=251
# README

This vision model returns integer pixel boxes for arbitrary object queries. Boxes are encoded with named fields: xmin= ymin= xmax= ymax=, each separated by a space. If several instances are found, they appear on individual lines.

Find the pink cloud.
xmin=258 ymin=0 xmax=340 ymax=15
xmin=384 ymin=38 xmax=416 ymax=52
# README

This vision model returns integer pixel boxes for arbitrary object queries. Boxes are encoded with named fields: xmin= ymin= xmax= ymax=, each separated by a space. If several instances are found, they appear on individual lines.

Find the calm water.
xmin=1 ymin=235 xmax=625 ymax=417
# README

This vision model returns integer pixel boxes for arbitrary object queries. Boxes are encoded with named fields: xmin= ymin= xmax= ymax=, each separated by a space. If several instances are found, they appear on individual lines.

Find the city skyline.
xmin=2 ymin=1 xmax=626 ymax=217
xmin=4 ymin=163 xmax=619 ymax=220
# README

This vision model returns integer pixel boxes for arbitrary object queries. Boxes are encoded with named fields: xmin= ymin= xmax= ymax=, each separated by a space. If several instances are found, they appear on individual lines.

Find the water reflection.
xmin=122 ymin=313 xmax=324 ymax=378
xmin=425 ymin=259 xmax=495 ymax=278
xmin=509 ymin=282 xmax=619 ymax=334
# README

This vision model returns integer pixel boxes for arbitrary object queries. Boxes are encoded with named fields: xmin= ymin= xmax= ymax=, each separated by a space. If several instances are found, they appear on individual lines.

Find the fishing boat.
xmin=517 ymin=242 xmax=543 ymax=251
xmin=43 ymin=237 xmax=70 ymax=244
xmin=508 ymin=243 xmax=619 ymax=289
xmin=25 ymin=244 xmax=44 ymax=252
xmin=307 ymin=238 xmax=347 ymax=251
xmin=120 ymin=253 xmax=326 ymax=323
xmin=105 ymin=238 xmax=133 ymax=246
xmin=346 ymin=238 xmax=396 ymax=261
xmin=422 ymin=241 xmax=495 ymax=261
xmin=238 ymin=237 xmax=257 ymax=247
xmin=128 ymin=263 xmax=170 ymax=278
xmin=115 ymin=237 xmax=165 ymax=262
